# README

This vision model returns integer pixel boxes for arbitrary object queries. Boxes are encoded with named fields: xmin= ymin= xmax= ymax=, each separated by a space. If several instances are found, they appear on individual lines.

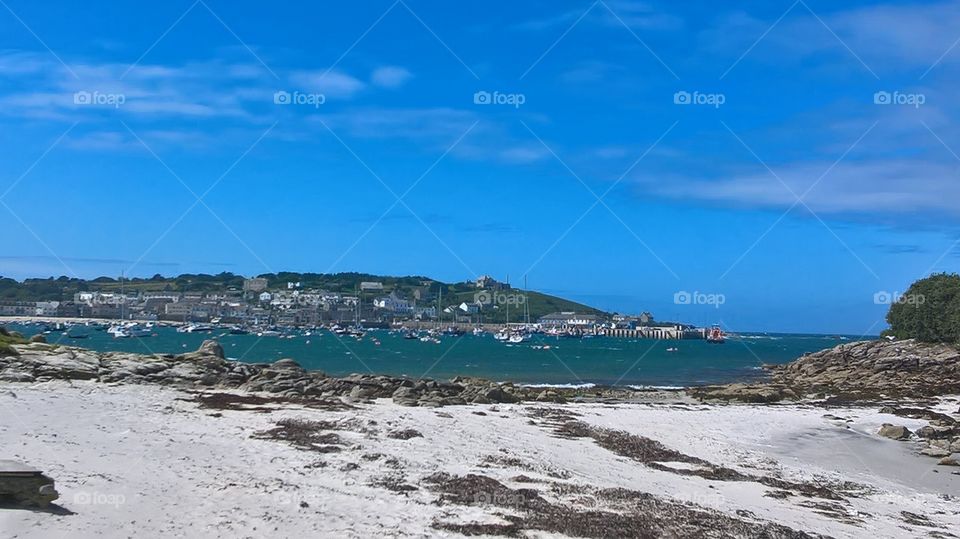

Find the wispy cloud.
xmin=703 ymin=1 xmax=960 ymax=74
xmin=635 ymin=159 xmax=960 ymax=222
xmin=370 ymin=66 xmax=413 ymax=88
xmin=515 ymin=1 xmax=683 ymax=32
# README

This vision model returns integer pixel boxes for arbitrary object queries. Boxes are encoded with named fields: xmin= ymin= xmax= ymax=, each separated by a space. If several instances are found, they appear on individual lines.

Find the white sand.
xmin=1 ymin=382 xmax=958 ymax=538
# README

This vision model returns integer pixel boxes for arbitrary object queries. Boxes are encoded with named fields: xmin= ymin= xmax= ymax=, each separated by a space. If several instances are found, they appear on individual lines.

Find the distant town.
xmin=0 ymin=272 xmax=709 ymax=339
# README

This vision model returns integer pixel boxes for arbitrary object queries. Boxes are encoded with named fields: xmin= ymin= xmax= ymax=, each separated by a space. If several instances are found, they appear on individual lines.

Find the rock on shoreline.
xmin=771 ymin=339 xmax=960 ymax=396
xmin=691 ymin=338 xmax=960 ymax=402
xmin=0 ymin=340 xmax=656 ymax=407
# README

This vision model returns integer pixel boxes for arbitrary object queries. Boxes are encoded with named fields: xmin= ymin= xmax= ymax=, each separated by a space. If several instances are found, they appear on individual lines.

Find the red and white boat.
xmin=706 ymin=325 xmax=726 ymax=344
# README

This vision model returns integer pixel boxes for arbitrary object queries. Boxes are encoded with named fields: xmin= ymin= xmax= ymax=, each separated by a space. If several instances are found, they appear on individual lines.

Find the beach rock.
xmin=878 ymin=424 xmax=912 ymax=440
xmin=34 ymin=349 xmax=100 ymax=380
xmin=392 ymin=387 xmax=420 ymax=406
xmin=0 ymin=371 xmax=34 ymax=382
xmin=196 ymin=340 xmax=224 ymax=359
xmin=939 ymin=457 xmax=959 ymax=466
xmin=271 ymin=358 xmax=305 ymax=372
xmin=484 ymin=387 xmax=519 ymax=404
xmin=771 ymin=339 xmax=960 ymax=397
xmin=689 ymin=384 xmax=790 ymax=403
xmin=916 ymin=425 xmax=956 ymax=440
xmin=536 ymin=390 xmax=567 ymax=404
xmin=921 ymin=446 xmax=952 ymax=458
xmin=349 ymin=385 xmax=377 ymax=400
xmin=28 ymin=334 xmax=46 ymax=344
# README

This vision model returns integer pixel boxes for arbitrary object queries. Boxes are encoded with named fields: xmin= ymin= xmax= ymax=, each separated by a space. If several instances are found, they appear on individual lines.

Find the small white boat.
xmin=508 ymin=333 xmax=532 ymax=344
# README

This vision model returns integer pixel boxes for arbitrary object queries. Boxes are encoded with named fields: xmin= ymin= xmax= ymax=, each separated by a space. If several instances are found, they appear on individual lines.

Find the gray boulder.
xmin=878 ymin=424 xmax=912 ymax=440
xmin=196 ymin=340 xmax=224 ymax=359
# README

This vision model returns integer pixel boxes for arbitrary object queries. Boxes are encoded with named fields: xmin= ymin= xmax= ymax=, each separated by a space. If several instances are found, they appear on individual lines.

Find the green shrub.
xmin=886 ymin=273 xmax=960 ymax=343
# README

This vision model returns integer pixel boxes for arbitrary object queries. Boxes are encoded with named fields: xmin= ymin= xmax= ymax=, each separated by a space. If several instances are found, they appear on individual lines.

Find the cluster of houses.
xmin=1 ymin=277 xmax=462 ymax=326
xmin=0 ymin=275 xmax=666 ymax=332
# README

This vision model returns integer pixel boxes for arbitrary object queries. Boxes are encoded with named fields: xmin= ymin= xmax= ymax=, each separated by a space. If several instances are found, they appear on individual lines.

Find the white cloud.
xmin=703 ymin=1 xmax=960 ymax=73
xmin=370 ymin=66 xmax=412 ymax=88
xmin=289 ymin=70 xmax=365 ymax=99
xmin=637 ymin=159 xmax=960 ymax=219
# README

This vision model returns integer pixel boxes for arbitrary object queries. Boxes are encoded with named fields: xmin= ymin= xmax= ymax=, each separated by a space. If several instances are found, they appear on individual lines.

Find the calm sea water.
xmin=9 ymin=324 xmax=860 ymax=387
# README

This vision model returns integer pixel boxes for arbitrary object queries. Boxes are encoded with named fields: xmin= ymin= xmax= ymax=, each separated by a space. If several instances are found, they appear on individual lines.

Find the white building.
xmin=373 ymin=293 xmax=412 ymax=314
xmin=35 ymin=301 xmax=60 ymax=317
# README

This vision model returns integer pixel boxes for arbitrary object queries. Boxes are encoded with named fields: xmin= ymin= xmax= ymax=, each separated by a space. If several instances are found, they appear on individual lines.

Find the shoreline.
xmin=0 ymin=317 xmax=798 ymax=391
xmin=2 ymin=337 xmax=959 ymax=537
xmin=3 ymin=380 xmax=958 ymax=538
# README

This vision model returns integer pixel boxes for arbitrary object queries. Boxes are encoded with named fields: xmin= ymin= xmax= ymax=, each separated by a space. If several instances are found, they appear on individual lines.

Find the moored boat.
xmin=706 ymin=325 xmax=726 ymax=344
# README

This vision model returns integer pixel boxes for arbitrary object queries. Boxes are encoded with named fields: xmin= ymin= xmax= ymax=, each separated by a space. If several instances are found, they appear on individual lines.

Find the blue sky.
xmin=1 ymin=0 xmax=958 ymax=334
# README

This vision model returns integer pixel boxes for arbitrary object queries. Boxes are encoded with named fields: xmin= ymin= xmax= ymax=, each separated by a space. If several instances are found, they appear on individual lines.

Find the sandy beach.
xmin=2 ymin=380 xmax=958 ymax=538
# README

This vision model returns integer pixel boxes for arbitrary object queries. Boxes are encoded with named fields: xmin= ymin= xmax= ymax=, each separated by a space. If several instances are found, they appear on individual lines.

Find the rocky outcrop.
xmin=688 ymin=383 xmax=797 ymax=403
xmin=770 ymin=339 xmax=960 ymax=397
xmin=877 ymin=424 xmax=912 ymax=440
xmin=0 ymin=341 xmax=559 ymax=407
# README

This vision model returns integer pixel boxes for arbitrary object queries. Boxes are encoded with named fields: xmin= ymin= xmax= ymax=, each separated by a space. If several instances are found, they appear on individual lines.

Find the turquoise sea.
xmin=9 ymin=324 xmax=864 ymax=388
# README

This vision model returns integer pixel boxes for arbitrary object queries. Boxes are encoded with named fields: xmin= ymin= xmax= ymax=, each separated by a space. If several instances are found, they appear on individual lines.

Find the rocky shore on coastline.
xmin=0 ymin=339 xmax=650 ymax=408
xmin=3 ymin=335 xmax=959 ymax=537
xmin=690 ymin=338 xmax=960 ymax=402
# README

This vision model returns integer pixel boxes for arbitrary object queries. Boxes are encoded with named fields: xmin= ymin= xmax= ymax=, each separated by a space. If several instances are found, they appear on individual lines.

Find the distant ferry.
xmin=706 ymin=325 xmax=726 ymax=344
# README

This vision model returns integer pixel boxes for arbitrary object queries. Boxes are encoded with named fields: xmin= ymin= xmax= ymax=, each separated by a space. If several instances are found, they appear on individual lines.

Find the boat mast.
xmin=504 ymin=273 xmax=509 ymax=328
xmin=120 ymin=269 xmax=125 ymax=321
xmin=523 ymin=275 xmax=529 ymax=325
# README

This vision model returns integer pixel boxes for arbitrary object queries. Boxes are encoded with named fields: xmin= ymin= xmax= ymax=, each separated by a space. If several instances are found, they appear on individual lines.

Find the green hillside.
xmin=0 ymin=272 xmax=607 ymax=322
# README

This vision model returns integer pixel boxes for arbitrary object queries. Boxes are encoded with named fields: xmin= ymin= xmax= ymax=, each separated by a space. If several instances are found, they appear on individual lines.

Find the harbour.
xmin=4 ymin=320 xmax=854 ymax=388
